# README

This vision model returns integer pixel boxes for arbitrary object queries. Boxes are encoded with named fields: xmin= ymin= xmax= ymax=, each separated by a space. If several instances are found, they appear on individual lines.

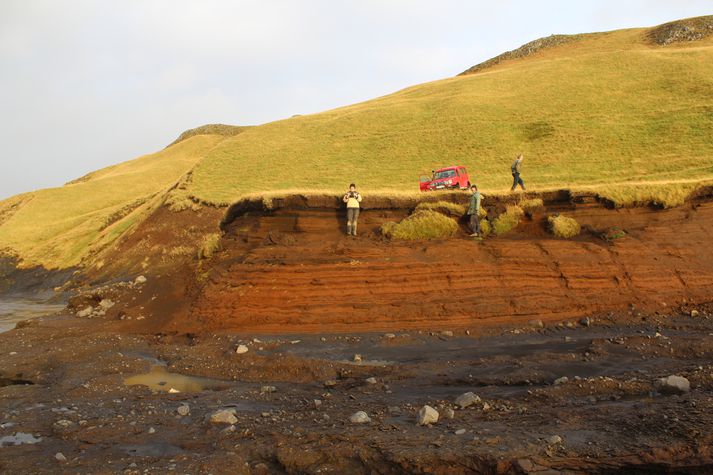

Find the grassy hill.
xmin=1 ymin=16 xmax=713 ymax=270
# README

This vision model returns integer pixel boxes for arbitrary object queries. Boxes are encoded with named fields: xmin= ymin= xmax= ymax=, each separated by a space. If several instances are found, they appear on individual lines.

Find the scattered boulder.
xmin=177 ymin=404 xmax=190 ymax=416
xmin=209 ymin=408 xmax=238 ymax=425
xmin=76 ymin=306 xmax=93 ymax=318
xmin=417 ymin=405 xmax=439 ymax=426
xmin=455 ymin=392 xmax=481 ymax=409
xmin=349 ymin=411 xmax=371 ymax=424
xmin=655 ymin=375 xmax=691 ymax=395
xmin=235 ymin=344 xmax=249 ymax=354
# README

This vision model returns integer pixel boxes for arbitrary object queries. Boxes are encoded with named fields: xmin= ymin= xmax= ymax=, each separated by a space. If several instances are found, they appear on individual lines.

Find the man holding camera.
xmin=342 ymin=183 xmax=363 ymax=236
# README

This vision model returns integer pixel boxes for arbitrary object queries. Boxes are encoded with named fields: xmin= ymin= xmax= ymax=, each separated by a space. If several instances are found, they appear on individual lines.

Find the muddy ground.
xmin=1 ymin=302 xmax=712 ymax=474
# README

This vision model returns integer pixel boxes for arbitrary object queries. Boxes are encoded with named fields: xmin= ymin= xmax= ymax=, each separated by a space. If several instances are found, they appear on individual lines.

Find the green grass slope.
xmin=187 ymin=18 xmax=713 ymax=206
xmin=0 ymin=135 xmax=227 ymax=268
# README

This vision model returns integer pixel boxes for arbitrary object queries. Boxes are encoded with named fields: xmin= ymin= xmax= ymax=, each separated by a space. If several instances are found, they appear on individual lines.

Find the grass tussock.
xmin=492 ymin=205 xmax=524 ymax=235
xmin=548 ymin=214 xmax=581 ymax=238
xmin=519 ymin=198 xmax=544 ymax=214
xmin=415 ymin=201 xmax=466 ymax=216
xmin=382 ymin=210 xmax=459 ymax=240
xmin=198 ymin=232 xmax=222 ymax=259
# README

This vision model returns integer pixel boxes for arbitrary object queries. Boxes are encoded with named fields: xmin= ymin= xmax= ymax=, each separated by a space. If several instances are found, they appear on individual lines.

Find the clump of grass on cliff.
xmin=415 ymin=201 xmax=466 ymax=217
xmin=198 ymin=232 xmax=222 ymax=259
xmin=548 ymin=214 xmax=581 ymax=238
xmin=382 ymin=210 xmax=459 ymax=240
xmin=492 ymin=205 xmax=524 ymax=235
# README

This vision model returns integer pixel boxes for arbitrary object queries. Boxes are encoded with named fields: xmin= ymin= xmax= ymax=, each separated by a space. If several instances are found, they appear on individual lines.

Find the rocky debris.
xmin=554 ymin=376 xmax=569 ymax=385
xmin=134 ymin=275 xmax=147 ymax=285
xmin=655 ymin=375 xmax=691 ymax=395
xmin=0 ymin=432 xmax=42 ymax=446
xmin=417 ymin=405 xmax=439 ymax=426
xmin=76 ymin=306 xmax=93 ymax=318
xmin=349 ymin=411 xmax=371 ymax=424
xmin=177 ymin=404 xmax=190 ymax=416
xmin=353 ymin=354 xmax=362 ymax=362
xmin=235 ymin=344 xmax=249 ymax=354
xmin=55 ymin=452 xmax=67 ymax=462
xmin=455 ymin=392 xmax=481 ymax=409
xmin=260 ymin=385 xmax=277 ymax=394
xmin=365 ymin=377 xmax=377 ymax=385
xmin=209 ymin=409 xmax=238 ymax=425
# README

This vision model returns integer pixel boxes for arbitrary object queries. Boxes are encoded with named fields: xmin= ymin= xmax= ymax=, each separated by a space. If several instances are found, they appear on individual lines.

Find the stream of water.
xmin=0 ymin=298 xmax=65 ymax=333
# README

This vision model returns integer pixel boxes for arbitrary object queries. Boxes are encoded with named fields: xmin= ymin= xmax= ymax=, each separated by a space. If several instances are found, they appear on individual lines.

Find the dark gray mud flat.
xmin=1 ymin=305 xmax=713 ymax=474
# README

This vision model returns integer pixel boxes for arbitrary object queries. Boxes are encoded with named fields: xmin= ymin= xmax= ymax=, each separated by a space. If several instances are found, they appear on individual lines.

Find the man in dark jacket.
xmin=511 ymin=154 xmax=526 ymax=191
xmin=467 ymin=184 xmax=481 ymax=237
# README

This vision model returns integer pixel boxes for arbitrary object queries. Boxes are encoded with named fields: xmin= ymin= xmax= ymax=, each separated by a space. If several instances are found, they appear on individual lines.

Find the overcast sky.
xmin=1 ymin=1 xmax=711 ymax=199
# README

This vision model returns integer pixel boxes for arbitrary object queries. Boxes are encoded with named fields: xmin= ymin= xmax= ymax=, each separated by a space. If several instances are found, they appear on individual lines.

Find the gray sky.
xmin=1 ymin=1 xmax=711 ymax=199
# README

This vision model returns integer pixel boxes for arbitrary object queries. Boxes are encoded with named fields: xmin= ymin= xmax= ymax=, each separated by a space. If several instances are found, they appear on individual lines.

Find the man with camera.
xmin=342 ymin=183 xmax=363 ymax=236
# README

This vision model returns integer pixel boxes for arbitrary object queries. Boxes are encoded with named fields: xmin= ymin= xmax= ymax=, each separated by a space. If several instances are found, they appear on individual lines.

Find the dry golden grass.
xmin=382 ymin=210 xmax=459 ymax=240
xmin=548 ymin=214 xmax=582 ymax=238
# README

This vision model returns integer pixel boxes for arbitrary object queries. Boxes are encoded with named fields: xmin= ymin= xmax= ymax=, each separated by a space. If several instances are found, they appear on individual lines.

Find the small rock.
xmin=690 ymin=309 xmax=699 ymax=317
xmin=55 ymin=452 xmax=67 ymax=462
xmin=209 ymin=408 xmax=238 ymax=425
xmin=443 ymin=408 xmax=455 ymax=419
xmin=655 ymin=375 xmax=690 ymax=394
xmin=546 ymin=435 xmax=563 ymax=445
xmin=554 ymin=376 xmax=569 ymax=385
xmin=349 ymin=411 xmax=371 ymax=424
xmin=529 ymin=319 xmax=544 ymax=329
xmin=134 ymin=275 xmax=147 ymax=285
xmin=235 ymin=344 xmax=249 ymax=354
xmin=454 ymin=392 xmax=481 ymax=409
xmin=365 ymin=377 xmax=377 ymax=385
xmin=455 ymin=428 xmax=466 ymax=435
xmin=260 ymin=385 xmax=277 ymax=393
xmin=417 ymin=405 xmax=439 ymax=426
xmin=177 ymin=404 xmax=190 ymax=416
xmin=76 ymin=306 xmax=93 ymax=318
xmin=353 ymin=354 xmax=362 ymax=362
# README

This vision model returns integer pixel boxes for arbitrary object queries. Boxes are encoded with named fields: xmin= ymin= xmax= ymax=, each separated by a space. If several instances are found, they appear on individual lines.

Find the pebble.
xmin=55 ymin=452 xmax=67 ymax=462
xmin=209 ymin=408 xmax=238 ymax=425
xmin=417 ymin=405 xmax=439 ymax=426
xmin=655 ymin=375 xmax=690 ymax=394
xmin=349 ymin=411 xmax=371 ymax=424
xmin=177 ymin=404 xmax=190 ymax=416
xmin=454 ymin=392 xmax=481 ymax=409
xmin=235 ymin=344 xmax=249 ymax=354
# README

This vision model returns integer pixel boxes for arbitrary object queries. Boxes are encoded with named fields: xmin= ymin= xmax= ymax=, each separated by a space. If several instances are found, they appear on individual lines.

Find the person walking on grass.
xmin=343 ymin=183 xmax=363 ymax=236
xmin=467 ymin=184 xmax=481 ymax=237
xmin=511 ymin=153 xmax=526 ymax=191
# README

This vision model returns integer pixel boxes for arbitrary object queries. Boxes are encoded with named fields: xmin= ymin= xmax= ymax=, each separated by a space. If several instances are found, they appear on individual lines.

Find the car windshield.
xmin=434 ymin=170 xmax=456 ymax=179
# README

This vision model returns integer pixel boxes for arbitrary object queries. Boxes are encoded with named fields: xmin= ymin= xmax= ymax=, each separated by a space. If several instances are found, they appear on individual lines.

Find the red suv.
xmin=420 ymin=166 xmax=471 ymax=191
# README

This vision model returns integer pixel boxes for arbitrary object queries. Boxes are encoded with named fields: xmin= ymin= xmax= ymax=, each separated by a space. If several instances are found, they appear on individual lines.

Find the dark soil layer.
xmin=0 ymin=306 xmax=712 ymax=473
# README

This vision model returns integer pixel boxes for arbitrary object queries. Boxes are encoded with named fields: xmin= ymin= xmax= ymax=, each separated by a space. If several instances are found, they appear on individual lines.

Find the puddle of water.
xmin=124 ymin=365 xmax=232 ymax=393
xmin=0 ymin=298 xmax=65 ymax=333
